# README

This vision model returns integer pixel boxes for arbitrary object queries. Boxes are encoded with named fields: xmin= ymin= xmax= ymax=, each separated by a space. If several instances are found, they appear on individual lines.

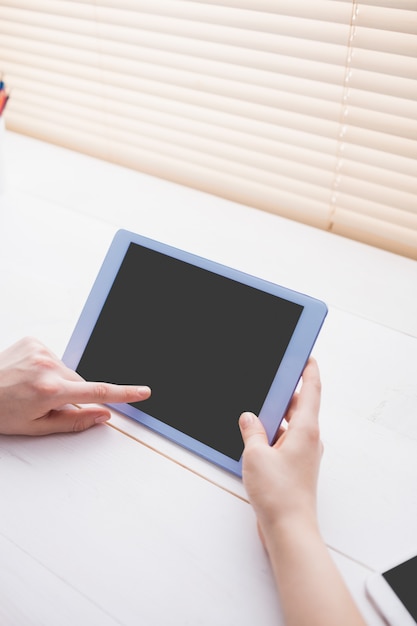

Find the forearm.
xmin=262 ymin=518 xmax=367 ymax=626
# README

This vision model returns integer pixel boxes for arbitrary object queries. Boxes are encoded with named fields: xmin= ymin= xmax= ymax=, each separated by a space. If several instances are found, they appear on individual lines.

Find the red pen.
xmin=0 ymin=90 xmax=9 ymax=116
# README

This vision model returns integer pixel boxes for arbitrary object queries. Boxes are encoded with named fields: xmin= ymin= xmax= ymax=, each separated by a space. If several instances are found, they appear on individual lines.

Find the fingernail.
xmin=240 ymin=412 xmax=255 ymax=427
xmin=137 ymin=386 xmax=151 ymax=395
xmin=94 ymin=413 xmax=110 ymax=424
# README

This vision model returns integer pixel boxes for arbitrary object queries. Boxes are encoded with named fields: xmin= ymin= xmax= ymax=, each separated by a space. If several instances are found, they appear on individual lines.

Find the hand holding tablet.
xmin=63 ymin=230 xmax=327 ymax=476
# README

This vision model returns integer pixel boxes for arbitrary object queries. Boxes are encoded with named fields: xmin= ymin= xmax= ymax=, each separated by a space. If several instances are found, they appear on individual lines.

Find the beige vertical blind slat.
xmin=341 ymin=142 xmax=416 ymax=178
xmin=347 ymin=89 xmax=416 ymax=119
xmin=340 ymin=157 xmax=417 ymax=195
xmin=337 ymin=196 xmax=417 ymax=229
xmin=353 ymin=1 xmax=415 ymax=9
xmin=351 ymin=48 xmax=417 ymax=80
xmin=337 ymin=176 xmax=416 ymax=214
xmin=1 ymin=1 xmax=417 ymax=259
xmin=344 ymin=106 xmax=416 ymax=139
xmin=353 ymin=28 xmax=417 ymax=57
xmin=352 ymin=4 xmax=417 ymax=33
xmin=341 ymin=125 xmax=416 ymax=159
xmin=332 ymin=209 xmax=417 ymax=259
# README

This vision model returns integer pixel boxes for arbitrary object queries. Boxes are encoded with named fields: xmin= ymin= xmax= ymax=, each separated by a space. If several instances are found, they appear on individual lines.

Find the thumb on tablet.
xmin=239 ymin=412 xmax=269 ymax=448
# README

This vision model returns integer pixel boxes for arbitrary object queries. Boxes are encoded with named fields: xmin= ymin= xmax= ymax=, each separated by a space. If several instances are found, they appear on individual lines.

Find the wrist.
xmin=259 ymin=508 xmax=321 ymax=553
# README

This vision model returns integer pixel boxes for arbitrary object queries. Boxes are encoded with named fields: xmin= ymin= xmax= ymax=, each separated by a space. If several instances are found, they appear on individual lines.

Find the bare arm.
xmin=0 ymin=337 xmax=151 ymax=435
xmin=239 ymin=359 xmax=366 ymax=626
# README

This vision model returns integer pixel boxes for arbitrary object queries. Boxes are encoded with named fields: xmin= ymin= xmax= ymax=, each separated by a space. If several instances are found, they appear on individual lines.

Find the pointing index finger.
xmin=60 ymin=381 xmax=151 ymax=406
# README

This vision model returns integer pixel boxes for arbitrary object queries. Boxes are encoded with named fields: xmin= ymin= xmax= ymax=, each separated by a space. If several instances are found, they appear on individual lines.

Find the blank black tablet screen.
xmin=76 ymin=243 xmax=303 ymax=460
xmin=383 ymin=556 xmax=417 ymax=619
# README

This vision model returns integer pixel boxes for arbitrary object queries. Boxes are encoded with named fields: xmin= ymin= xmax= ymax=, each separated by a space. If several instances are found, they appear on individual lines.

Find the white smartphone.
xmin=366 ymin=555 xmax=417 ymax=625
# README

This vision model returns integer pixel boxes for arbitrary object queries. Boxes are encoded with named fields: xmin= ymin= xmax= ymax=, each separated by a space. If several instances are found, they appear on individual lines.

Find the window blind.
xmin=1 ymin=0 xmax=416 ymax=259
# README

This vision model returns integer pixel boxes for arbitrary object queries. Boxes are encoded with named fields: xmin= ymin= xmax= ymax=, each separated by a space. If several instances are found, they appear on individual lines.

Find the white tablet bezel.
xmin=63 ymin=229 xmax=328 ymax=476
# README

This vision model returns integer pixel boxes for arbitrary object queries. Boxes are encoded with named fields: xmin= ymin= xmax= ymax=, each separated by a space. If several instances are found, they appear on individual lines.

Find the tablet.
xmin=63 ymin=229 xmax=327 ymax=476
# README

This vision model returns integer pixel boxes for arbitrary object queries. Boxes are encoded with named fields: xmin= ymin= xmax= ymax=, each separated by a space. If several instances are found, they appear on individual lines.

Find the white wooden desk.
xmin=0 ymin=131 xmax=416 ymax=625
